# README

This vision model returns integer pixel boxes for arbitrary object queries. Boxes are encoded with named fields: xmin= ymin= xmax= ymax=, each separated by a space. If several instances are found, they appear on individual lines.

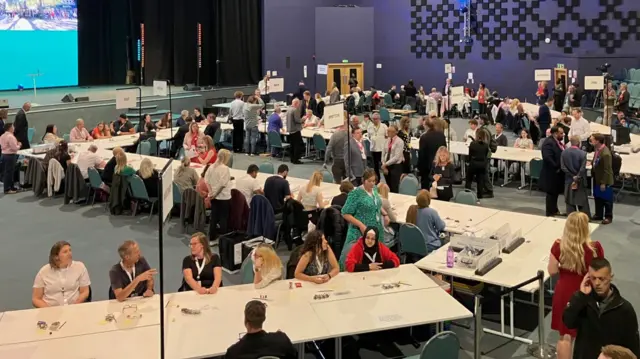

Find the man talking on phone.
xmin=563 ymin=258 xmax=640 ymax=359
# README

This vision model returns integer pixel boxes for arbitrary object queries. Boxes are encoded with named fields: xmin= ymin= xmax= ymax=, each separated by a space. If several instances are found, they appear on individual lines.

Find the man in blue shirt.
xmin=267 ymin=106 xmax=283 ymax=156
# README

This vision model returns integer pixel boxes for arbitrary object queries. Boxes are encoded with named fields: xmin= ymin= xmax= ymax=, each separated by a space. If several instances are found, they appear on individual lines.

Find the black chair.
xmin=108 ymin=286 xmax=116 ymax=300
xmin=86 ymin=285 xmax=92 ymax=302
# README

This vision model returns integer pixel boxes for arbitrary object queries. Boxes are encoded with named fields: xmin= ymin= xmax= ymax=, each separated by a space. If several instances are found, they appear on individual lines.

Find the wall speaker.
xmin=61 ymin=93 xmax=74 ymax=103
xmin=286 ymin=56 xmax=290 ymax=69
xmin=183 ymin=84 xmax=201 ymax=91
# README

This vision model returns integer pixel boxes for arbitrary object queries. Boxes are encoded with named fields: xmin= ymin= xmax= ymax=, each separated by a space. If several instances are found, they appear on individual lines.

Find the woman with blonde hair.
xmin=397 ymin=116 xmax=413 ymax=174
xmin=92 ymin=121 xmax=112 ymax=139
xmin=253 ymin=244 xmax=283 ymax=288
xmin=297 ymin=170 xmax=328 ymax=211
xmin=205 ymin=149 xmax=232 ymax=243
xmin=174 ymin=156 xmax=199 ymax=193
xmin=115 ymin=152 xmax=134 ymax=177
xmin=547 ymin=212 xmax=603 ymax=359
xmin=431 ymin=146 xmax=455 ymax=201
xmin=183 ymin=121 xmax=204 ymax=151
xmin=181 ymin=232 xmax=222 ymax=294
xmin=137 ymin=158 xmax=159 ymax=196
xmin=377 ymin=183 xmax=398 ymax=249
xmin=192 ymin=135 xmax=217 ymax=165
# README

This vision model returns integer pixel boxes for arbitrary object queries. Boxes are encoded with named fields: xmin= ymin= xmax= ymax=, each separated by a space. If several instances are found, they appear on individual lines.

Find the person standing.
xmin=538 ymin=97 xmax=554 ymax=138
xmin=0 ymin=123 xmax=21 ymax=194
xmin=561 ymin=136 xmax=591 ymax=217
xmin=540 ymin=126 xmax=566 ymax=216
xmin=418 ymin=117 xmax=446 ymax=189
xmin=616 ymin=83 xmax=630 ymax=116
xmin=381 ymin=125 xmax=405 ymax=193
xmin=286 ymin=99 xmax=303 ymax=164
xmin=569 ymin=109 xmax=592 ymax=149
xmin=536 ymin=81 xmax=549 ymax=105
xmin=603 ymin=82 xmax=617 ymax=127
xmin=344 ymin=127 xmax=366 ymax=186
xmin=14 ymin=102 xmax=31 ymax=149
xmin=548 ymin=212 xmax=604 ymax=359
xmin=258 ymin=74 xmax=270 ymax=104
xmin=205 ymin=149 xmax=233 ymax=244
xmin=466 ymin=128 xmax=490 ymax=202
xmin=599 ymin=345 xmax=638 ymax=359
xmin=590 ymin=134 xmax=614 ymax=225
xmin=563 ymin=258 xmax=640 ymax=359
xmin=367 ymin=113 xmax=387 ymax=183
xmin=229 ymin=91 xmax=245 ymax=153
xmin=243 ymin=96 xmax=263 ymax=156
xmin=554 ymin=79 xmax=566 ymax=112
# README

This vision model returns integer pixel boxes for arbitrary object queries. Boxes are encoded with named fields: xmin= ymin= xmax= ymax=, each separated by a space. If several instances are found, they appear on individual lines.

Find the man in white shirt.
xmin=258 ymin=74 xmax=270 ymax=103
xmin=569 ymin=108 xmax=592 ymax=146
xmin=77 ymin=144 xmax=106 ymax=179
xmin=230 ymin=91 xmax=246 ymax=152
xmin=366 ymin=113 xmax=387 ymax=182
xmin=463 ymin=118 xmax=479 ymax=143
xmin=236 ymin=164 xmax=263 ymax=206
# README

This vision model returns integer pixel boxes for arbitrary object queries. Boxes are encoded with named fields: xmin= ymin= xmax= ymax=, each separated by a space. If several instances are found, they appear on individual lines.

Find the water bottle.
xmin=446 ymin=246 xmax=455 ymax=268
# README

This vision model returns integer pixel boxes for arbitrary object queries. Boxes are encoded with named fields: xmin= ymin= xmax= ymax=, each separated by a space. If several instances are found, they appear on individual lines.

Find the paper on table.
xmin=541 ymin=254 xmax=549 ymax=263
xmin=379 ymin=314 xmax=403 ymax=322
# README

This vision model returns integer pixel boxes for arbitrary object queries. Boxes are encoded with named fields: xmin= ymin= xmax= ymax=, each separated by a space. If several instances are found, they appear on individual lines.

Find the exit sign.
xmin=557 ymin=64 xmax=565 ymax=69
xmin=342 ymin=59 xmax=349 ymax=63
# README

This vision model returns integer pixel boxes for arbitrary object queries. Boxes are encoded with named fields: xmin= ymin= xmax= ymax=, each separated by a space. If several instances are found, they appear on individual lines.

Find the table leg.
xmin=298 ymin=342 xmax=305 ymax=359
xmin=518 ymin=161 xmax=527 ymax=190
xmin=335 ymin=336 xmax=342 ymax=359
xmin=500 ymin=160 xmax=512 ymax=187
xmin=483 ymin=290 xmax=532 ymax=344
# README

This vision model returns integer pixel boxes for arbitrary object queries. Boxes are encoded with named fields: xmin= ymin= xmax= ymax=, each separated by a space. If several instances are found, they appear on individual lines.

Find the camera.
xmin=596 ymin=63 xmax=611 ymax=73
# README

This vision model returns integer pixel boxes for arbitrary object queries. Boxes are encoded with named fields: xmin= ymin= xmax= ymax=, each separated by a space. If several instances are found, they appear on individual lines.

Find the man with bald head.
xmin=14 ymin=102 xmax=31 ymax=149
xmin=286 ymin=99 xmax=303 ymax=164
xmin=70 ymin=118 xmax=93 ymax=142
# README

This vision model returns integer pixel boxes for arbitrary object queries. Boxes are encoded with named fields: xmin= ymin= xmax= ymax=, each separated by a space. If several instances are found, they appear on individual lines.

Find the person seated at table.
xmin=114 ymin=151 xmax=135 ymax=177
xmin=294 ymin=230 xmax=339 ymax=283
xmin=173 ymin=156 xmax=200 ymax=193
xmin=113 ymin=114 xmax=135 ymax=136
xmin=42 ymin=124 xmax=62 ymax=144
xmin=237 ymin=164 xmax=263 ymax=206
xmin=267 ymin=105 xmax=283 ymax=133
xmin=136 ymin=113 xmax=157 ymax=133
xmin=193 ymin=107 xmax=205 ymax=123
xmin=615 ymin=111 xmax=630 ymax=128
xmin=135 ymin=121 xmax=157 ymax=145
xmin=414 ymin=190 xmax=446 ymax=252
xmin=203 ymin=113 xmax=220 ymax=140
xmin=32 ymin=241 xmax=91 ymax=308
xmin=176 ymin=110 xmax=190 ymax=127
xmin=77 ymin=144 xmax=106 ymax=179
xmin=70 ymin=118 xmax=93 ymax=142
xmin=376 ymin=183 xmax=398 ymax=248
xmin=431 ymin=146 xmax=456 ymax=202
xmin=515 ymin=129 xmax=534 ymax=150
xmin=331 ymin=180 xmax=354 ymax=207
xmin=192 ymin=135 xmax=217 ymax=165
xmin=264 ymin=164 xmax=292 ymax=216
xmin=297 ymin=170 xmax=329 ymax=211
xmin=183 ymin=121 xmax=203 ymax=152
xmin=43 ymin=140 xmax=72 ymax=173
xmin=302 ymin=109 xmax=319 ymax=128
xmin=463 ymin=118 xmax=478 ymax=143
xmin=196 ymin=164 xmax=211 ymax=209
xmin=181 ymin=232 xmax=222 ymax=293
xmin=109 ymin=240 xmax=156 ymax=301
xmin=101 ymin=147 xmax=124 ymax=185
xmin=91 ymin=121 xmax=112 ymax=139
xmin=345 ymin=226 xmax=399 ymax=272
xmin=253 ymin=244 xmax=283 ymax=289
xmin=137 ymin=158 xmax=159 ymax=197
xmin=225 ymin=300 xmax=298 ymax=359
xmin=156 ymin=112 xmax=172 ymax=129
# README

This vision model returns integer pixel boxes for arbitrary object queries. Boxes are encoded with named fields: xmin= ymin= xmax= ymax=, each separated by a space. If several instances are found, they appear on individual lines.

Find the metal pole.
xmin=158 ymin=172 xmax=165 ymax=359
xmin=526 ymin=271 xmax=556 ymax=358
xmin=474 ymin=295 xmax=483 ymax=359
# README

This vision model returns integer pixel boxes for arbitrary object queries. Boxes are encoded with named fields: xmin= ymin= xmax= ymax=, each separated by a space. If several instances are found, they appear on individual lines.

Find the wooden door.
xmin=327 ymin=63 xmax=364 ymax=96
xmin=554 ymin=68 xmax=568 ymax=90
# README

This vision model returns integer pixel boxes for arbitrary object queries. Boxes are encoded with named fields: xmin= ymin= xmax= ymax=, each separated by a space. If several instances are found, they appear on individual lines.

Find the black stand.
xmin=446 ymin=87 xmax=452 ymax=149
xmin=215 ymin=60 xmax=222 ymax=87
xmin=157 ymin=159 xmax=172 ymax=359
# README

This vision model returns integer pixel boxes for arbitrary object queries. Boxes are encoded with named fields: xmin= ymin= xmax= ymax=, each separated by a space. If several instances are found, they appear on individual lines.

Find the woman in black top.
xmin=136 ymin=158 xmax=160 ymax=198
xmin=431 ymin=146 xmax=455 ymax=202
xmin=182 ymin=232 xmax=222 ymax=294
xmin=466 ymin=129 xmax=490 ymax=201
xmin=397 ymin=116 xmax=413 ymax=174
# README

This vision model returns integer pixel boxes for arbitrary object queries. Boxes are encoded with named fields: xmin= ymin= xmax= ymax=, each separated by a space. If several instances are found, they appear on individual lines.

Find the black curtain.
xmin=78 ymin=0 xmax=140 ymax=86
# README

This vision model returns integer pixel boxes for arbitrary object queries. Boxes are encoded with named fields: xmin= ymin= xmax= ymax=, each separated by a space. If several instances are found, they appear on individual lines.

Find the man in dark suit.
xmin=300 ymin=91 xmax=316 ymax=117
xmin=538 ymin=97 xmax=554 ymax=137
xmin=170 ymin=119 xmax=191 ymax=158
xmin=418 ymin=118 xmax=446 ymax=189
xmin=590 ymin=133 xmax=615 ymax=224
xmin=616 ymin=83 xmax=631 ymax=116
xmin=539 ymin=126 xmax=566 ymax=217
xmin=14 ymin=102 xmax=31 ymax=149
xmin=204 ymin=113 xmax=220 ymax=139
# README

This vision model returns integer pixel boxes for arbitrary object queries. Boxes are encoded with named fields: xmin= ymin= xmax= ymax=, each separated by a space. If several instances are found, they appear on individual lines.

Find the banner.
xmin=317 ymin=64 xmax=328 ymax=75
xmin=584 ymin=76 xmax=605 ymax=90
xmin=161 ymin=160 xmax=174 ymax=223
xmin=323 ymin=102 xmax=344 ymax=129
xmin=268 ymin=78 xmax=284 ymax=93
xmin=153 ymin=80 xmax=168 ymax=97
xmin=450 ymin=86 xmax=465 ymax=106
xmin=116 ymin=88 xmax=138 ymax=109
xmin=534 ymin=69 xmax=552 ymax=82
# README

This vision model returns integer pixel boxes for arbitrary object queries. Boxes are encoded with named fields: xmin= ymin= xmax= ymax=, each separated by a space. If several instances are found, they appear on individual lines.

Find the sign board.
xmin=450 ymin=86 xmax=465 ymax=106
xmin=317 ymin=64 xmax=328 ymax=75
xmin=303 ymin=66 xmax=307 ymax=78
xmin=376 ymin=63 xmax=382 ymax=69
xmin=445 ymin=64 xmax=452 ymax=74
xmin=323 ymin=102 xmax=344 ymax=129
xmin=161 ymin=160 xmax=174 ymax=223
xmin=153 ymin=80 xmax=168 ymax=97
xmin=534 ymin=69 xmax=552 ymax=82
xmin=116 ymin=88 xmax=138 ymax=109
xmin=584 ymin=76 xmax=605 ymax=90
xmin=556 ymin=64 xmax=565 ymax=69
xmin=268 ymin=78 xmax=284 ymax=93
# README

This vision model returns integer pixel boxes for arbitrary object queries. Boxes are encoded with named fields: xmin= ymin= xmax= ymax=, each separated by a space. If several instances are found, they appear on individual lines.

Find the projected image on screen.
xmin=0 ymin=0 xmax=78 ymax=91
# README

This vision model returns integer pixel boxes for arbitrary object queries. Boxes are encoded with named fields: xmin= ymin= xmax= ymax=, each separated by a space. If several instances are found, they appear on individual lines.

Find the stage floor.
xmin=0 ymin=85 xmax=244 ymax=109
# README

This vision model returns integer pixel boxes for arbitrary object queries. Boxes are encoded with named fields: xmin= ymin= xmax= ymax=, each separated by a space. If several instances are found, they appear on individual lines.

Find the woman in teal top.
xmin=340 ymin=169 xmax=389 ymax=267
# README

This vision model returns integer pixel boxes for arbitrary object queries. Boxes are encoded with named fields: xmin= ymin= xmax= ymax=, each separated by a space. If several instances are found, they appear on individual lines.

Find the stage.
xmin=0 ymin=84 xmax=256 ymax=136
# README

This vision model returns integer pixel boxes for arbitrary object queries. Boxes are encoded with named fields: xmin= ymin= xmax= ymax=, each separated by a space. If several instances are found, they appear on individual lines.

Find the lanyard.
xmin=57 ymin=266 xmax=69 ymax=305
xmin=364 ymin=251 xmax=377 ymax=263
xmin=315 ymin=256 xmax=324 ymax=274
xmin=121 ymin=261 xmax=136 ymax=284
xmin=194 ymin=258 xmax=206 ymax=281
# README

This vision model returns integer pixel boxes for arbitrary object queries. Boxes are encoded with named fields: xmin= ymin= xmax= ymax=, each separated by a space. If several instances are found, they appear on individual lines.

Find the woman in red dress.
xmin=548 ymin=212 xmax=604 ymax=359
xmin=191 ymin=136 xmax=217 ymax=165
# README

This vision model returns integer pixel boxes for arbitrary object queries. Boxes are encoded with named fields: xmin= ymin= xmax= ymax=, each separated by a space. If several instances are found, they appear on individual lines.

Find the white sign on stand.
xmin=268 ymin=78 xmax=284 ymax=93
xmin=323 ymin=102 xmax=344 ymax=129
xmin=116 ymin=88 xmax=138 ymax=109
xmin=450 ymin=86 xmax=465 ymax=106
xmin=445 ymin=64 xmax=452 ymax=74
xmin=317 ymin=64 xmax=328 ymax=75
xmin=161 ymin=160 xmax=174 ymax=223
xmin=153 ymin=80 xmax=168 ymax=97
xmin=534 ymin=69 xmax=552 ymax=82
xmin=584 ymin=76 xmax=605 ymax=90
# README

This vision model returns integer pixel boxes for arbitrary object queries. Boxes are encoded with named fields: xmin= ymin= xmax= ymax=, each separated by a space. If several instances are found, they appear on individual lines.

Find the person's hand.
xmin=313 ymin=276 xmax=327 ymax=284
xmin=193 ymin=286 xmax=207 ymax=295
xmin=383 ymin=215 xmax=390 ymax=226
xmin=136 ymin=269 xmax=158 ymax=283
xmin=143 ymin=289 xmax=154 ymax=298
xmin=369 ymin=263 xmax=382 ymax=271
xmin=433 ymin=174 xmax=442 ymax=182
xmin=358 ymin=223 xmax=367 ymax=234
xmin=580 ymin=274 xmax=592 ymax=295
xmin=17 ymin=142 xmax=22 ymax=147
xmin=600 ymin=184 xmax=606 ymax=192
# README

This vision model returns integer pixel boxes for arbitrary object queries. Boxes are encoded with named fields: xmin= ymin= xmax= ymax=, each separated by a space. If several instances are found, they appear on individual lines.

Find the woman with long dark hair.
xmin=294 ymin=230 xmax=339 ymax=283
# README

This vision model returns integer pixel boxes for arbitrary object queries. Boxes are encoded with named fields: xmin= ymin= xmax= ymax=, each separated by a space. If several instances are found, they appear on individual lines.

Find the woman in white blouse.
xmin=302 ymin=109 xmax=319 ymax=128
xmin=204 ymin=149 xmax=232 ymax=244
xmin=32 ymin=241 xmax=91 ymax=308
xmin=297 ymin=171 xmax=329 ymax=211
xmin=253 ymin=244 xmax=283 ymax=289
xmin=510 ymin=129 xmax=534 ymax=175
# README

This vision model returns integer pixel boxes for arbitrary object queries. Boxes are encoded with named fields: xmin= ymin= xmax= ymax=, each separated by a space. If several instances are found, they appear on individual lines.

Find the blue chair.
xmin=452 ymin=189 xmax=478 ymax=205
xmin=241 ymin=256 xmax=255 ymax=285
xmin=147 ymin=137 xmax=158 ymax=156
xmin=259 ymin=161 xmax=275 ymax=174
xmin=27 ymin=128 xmax=35 ymax=144
xmin=87 ymin=167 xmax=108 ymax=210
xmin=312 ymin=133 xmax=326 ymax=160
xmin=379 ymin=107 xmax=391 ymax=124
xmin=405 ymin=331 xmax=460 ymax=359
xmin=128 ymin=175 xmax=159 ymax=222
xmin=321 ymin=169 xmax=334 ymax=183
xmin=63 ymin=133 xmax=70 ymax=143
xmin=267 ymin=130 xmax=290 ymax=161
xmin=137 ymin=141 xmax=151 ymax=156
xmin=363 ymin=138 xmax=372 ymax=159
xmin=175 ymin=147 xmax=185 ymax=160
xmin=529 ymin=158 xmax=543 ymax=195
xmin=172 ymin=182 xmax=181 ymax=205
xmin=384 ymin=93 xmax=393 ymax=107
xmin=213 ymin=129 xmax=222 ymax=144
xmin=399 ymin=223 xmax=429 ymax=262
xmin=471 ymin=99 xmax=479 ymax=115
xmin=399 ymin=175 xmax=420 ymax=196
